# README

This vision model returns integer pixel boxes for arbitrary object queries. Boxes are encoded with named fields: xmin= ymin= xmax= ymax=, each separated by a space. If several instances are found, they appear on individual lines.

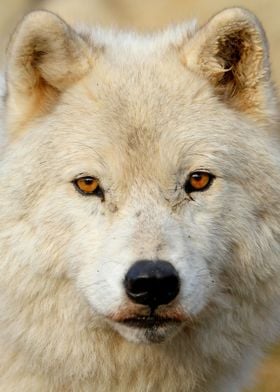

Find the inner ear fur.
xmin=185 ymin=8 xmax=279 ymax=124
xmin=5 ymin=10 xmax=93 ymax=137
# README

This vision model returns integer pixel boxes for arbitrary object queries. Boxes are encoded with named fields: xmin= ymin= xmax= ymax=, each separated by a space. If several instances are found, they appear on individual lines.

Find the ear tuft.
xmin=185 ymin=8 xmax=278 ymax=124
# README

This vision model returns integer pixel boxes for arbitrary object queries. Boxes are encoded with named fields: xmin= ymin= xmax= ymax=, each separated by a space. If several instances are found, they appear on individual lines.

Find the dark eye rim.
xmin=72 ymin=176 xmax=105 ymax=200
xmin=184 ymin=171 xmax=215 ymax=194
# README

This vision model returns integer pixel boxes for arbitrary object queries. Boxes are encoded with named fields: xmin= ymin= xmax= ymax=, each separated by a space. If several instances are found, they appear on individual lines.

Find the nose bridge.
xmin=130 ymin=183 xmax=166 ymax=223
xmin=128 ymin=194 xmax=171 ymax=258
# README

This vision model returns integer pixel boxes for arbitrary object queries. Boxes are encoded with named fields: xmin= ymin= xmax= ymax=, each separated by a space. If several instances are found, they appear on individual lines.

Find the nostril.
xmin=124 ymin=260 xmax=180 ymax=308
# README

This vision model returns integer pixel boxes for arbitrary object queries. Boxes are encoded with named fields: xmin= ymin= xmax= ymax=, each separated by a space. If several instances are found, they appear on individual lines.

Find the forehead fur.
xmin=77 ymin=20 xmax=198 ymax=59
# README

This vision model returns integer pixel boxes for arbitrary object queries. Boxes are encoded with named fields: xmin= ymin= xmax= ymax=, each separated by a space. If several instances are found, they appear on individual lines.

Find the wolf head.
xmin=1 ymin=8 xmax=280 ymax=345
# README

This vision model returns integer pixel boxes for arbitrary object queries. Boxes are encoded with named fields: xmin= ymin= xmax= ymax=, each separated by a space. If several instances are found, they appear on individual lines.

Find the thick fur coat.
xmin=0 ymin=8 xmax=280 ymax=392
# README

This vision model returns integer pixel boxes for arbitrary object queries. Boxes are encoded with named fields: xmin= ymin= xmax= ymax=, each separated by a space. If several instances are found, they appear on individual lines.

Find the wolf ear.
xmin=5 ymin=11 xmax=92 ymax=137
xmin=185 ymin=8 xmax=278 ymax=124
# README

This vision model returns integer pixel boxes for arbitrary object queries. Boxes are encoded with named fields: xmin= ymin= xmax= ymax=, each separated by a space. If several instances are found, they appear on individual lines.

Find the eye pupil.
xmin=84 ymin=178 xmax=93 ymax=185
xmin=192 ymin=174 xmax=202 ymax=181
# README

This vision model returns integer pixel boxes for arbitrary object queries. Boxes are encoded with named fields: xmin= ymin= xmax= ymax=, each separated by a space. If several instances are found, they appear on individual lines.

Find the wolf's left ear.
xmin=185 ymin=8 xmax=278 ymax=124
xmin=5 ymin=11 xmax=92 ymax=137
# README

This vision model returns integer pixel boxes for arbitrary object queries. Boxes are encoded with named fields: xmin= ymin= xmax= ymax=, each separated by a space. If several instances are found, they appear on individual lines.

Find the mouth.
xmin=108 ymin=306 xmax=188 ymax=343
xmin=121 ymin=315 xmax=181 ymax=329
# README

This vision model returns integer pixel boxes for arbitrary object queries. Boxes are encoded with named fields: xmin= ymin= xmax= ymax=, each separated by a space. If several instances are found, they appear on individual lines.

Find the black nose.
xmin=124 ymin=260 xmax=180 ymax=309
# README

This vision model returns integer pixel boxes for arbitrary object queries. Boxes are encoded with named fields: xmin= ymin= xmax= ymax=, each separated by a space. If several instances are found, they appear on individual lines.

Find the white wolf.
xmin=0 ymin=7 xmax=280 ymax=392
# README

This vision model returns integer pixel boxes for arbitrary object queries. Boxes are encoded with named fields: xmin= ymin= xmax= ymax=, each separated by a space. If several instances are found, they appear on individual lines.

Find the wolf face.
xmin=1 ymin=7 xmax=280 ymax=353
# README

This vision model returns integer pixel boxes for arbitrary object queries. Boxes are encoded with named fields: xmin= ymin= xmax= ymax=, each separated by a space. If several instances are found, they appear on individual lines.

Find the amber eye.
xmin=73 ymin=176 xmax=104 ymax=199
xmin=185 ymin=172 xmax=214 ymax=193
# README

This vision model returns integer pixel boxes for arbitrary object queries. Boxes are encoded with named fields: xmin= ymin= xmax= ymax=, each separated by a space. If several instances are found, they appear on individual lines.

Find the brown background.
xmin=0 ymin=1 xmax=280 ymax=390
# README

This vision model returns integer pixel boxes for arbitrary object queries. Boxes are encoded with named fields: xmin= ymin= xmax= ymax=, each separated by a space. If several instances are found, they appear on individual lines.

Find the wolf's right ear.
xmin=5 ymin=11 xmax=92 ymax=138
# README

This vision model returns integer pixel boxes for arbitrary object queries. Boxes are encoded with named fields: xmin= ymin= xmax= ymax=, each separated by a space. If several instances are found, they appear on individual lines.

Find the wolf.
xmin=0 ymin=7 xmax=280 ymax=392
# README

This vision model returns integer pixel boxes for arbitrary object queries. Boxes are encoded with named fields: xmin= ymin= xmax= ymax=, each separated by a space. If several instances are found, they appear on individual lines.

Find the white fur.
xmin=0 ymin=8 xmax=280 ymax=391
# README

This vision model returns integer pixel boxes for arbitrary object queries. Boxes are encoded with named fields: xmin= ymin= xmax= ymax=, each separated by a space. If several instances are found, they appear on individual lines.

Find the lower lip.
xmin=120 ymin=316 xmax=181 ymax=329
